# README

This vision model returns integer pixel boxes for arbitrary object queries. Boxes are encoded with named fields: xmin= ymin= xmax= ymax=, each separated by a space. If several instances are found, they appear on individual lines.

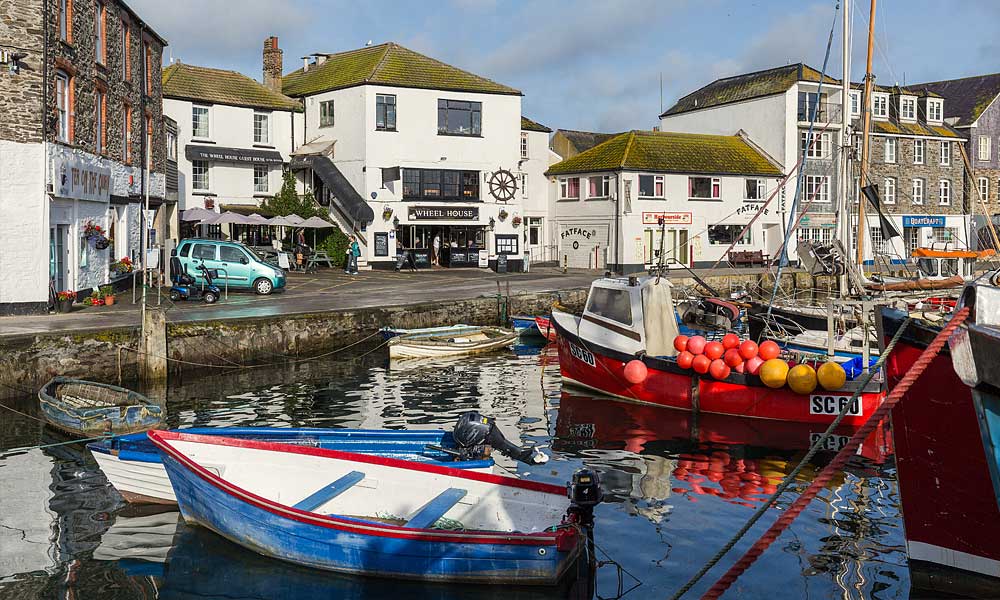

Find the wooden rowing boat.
xmin=387 ymin=326 xmax=517 ymax=359
xmin=38 ymin=377 xmax=163 ymax=437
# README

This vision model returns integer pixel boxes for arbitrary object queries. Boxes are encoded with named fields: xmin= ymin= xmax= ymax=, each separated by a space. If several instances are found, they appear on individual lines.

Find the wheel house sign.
xmin=408 ymin=206 xmax=479 ymax=220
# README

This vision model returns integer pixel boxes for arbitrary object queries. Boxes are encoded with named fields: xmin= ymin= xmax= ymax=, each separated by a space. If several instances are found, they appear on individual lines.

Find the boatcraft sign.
xmin=902 ymin=215 xmax=945 ymax=228
xmin=642 ymin=212 xmax=692 ymax=225
xmin=408 ymin=206 xmax=479 ymax=220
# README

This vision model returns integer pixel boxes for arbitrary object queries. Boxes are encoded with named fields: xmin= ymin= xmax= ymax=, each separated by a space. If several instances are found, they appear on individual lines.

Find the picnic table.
xmin=307 ymin=250 xmax=335 ymax=270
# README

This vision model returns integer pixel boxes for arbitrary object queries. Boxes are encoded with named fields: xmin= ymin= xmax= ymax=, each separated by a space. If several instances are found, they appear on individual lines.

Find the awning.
xmin=292 ymin=155 xmax=374 ymax=225
xmin=185 ymin=145 xmax=284 ymax=165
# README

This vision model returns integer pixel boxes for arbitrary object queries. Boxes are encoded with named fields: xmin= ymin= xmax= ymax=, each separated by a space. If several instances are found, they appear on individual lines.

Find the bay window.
xmin=689 ymin=176 xmax=720 ymax=200
xmin=437 ymin=99 xmax=481 ymax=136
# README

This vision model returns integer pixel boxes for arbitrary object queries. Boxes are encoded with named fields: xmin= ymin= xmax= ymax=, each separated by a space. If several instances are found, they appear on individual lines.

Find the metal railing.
xmin=797 ymin=102 xmax=842 ymax=123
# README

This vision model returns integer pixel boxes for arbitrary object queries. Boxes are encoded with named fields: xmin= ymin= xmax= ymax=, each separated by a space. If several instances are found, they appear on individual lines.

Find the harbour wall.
xmin=0 ymin=270 xmax=828 ymax=400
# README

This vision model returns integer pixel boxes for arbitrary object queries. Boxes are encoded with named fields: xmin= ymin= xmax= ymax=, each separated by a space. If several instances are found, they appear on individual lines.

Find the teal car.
xmin=176 ymin=239 xmax=285 ymax=295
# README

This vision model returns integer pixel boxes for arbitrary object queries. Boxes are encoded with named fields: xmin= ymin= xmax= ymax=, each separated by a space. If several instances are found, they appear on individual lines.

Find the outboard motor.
xmin=566 ymin=468 xmax=603 ymax=527
xmin=452 ymin=411 xmax=549 ymax=465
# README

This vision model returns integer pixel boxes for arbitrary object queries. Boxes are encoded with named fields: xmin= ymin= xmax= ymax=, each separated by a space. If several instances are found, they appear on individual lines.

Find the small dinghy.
xmin=38 ymin=377 xmax=162 ymax=437
xmin=379 ymin=324 xmax=480 ymax=341
xmin=388 ymin=326 xmax=517 ymax=359
xmin=510 ymin=315 xmax=544 ymax=338
xmin=149 ymin=430 xmax=599 ymax=584
xmin=534 ymin=316 xmax=557 ymax=342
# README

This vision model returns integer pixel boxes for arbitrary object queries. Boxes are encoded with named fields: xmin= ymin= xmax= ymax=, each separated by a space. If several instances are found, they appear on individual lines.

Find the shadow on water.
xmin=0 ymin=343 xmax=909 ymax=599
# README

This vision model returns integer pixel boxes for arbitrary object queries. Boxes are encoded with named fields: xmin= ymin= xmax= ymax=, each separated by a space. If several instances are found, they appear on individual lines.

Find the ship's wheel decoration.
xmin=488 ymin=169 xmax=518 ymax=202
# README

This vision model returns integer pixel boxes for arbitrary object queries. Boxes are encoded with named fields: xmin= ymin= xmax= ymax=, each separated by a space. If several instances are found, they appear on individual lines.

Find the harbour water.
xmin=0 ymin=343 xmax=907 ymax=599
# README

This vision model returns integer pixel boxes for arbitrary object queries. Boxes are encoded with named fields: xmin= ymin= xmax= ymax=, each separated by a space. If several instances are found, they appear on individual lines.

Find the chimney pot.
xmin=263 ymin=36 xmax=283 ymax=92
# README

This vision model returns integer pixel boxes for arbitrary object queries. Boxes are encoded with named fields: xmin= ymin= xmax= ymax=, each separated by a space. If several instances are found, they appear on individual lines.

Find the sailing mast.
xmin=838 ymin=0 xmax=851 ymax=297
xmin=855 ymin=0 xmax=877 ymax=267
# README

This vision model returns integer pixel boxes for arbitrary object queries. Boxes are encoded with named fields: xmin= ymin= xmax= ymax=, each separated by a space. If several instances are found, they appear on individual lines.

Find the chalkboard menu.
xmin=496 ymin=253 xmax=508 ymax=273
xmin=374 ymin=232 xmax=389 ymax=257
xmin=412 ymin=249 xmax=432 ymax=268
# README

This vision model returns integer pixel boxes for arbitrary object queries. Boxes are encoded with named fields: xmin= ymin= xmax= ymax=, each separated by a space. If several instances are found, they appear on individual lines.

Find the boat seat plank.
xmin=292 ymin=471 xmax=365 ymax=512
xmin=405 ymin=488 xmax=467 ymax=529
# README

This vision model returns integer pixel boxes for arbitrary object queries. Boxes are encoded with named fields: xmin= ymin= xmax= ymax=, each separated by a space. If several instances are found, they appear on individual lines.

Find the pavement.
xmin=0 ymin=267 xmax=602 ymax=338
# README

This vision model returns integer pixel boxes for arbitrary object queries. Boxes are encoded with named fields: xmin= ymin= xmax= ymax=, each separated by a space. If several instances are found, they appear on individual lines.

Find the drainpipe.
xmin=615 ymin=174 xmax=622 ymax=274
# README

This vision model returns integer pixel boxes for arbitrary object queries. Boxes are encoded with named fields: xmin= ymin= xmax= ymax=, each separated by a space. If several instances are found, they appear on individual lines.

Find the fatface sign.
xmin=641 ymin=212 xmax=692 ymax=225
xmin=54 ymin=155 xmax=111 ymax=202
xmin=408 ymin=206 xmax=479 ymax=220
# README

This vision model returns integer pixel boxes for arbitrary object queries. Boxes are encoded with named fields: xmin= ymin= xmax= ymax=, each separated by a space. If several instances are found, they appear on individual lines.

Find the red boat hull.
xmin=535 ymin=317 xmax=557 ymax=342
xmin=882 ymin=309 xmax=1000 ymax=590
xmin=553 ymin=320 xmax=884 ymax=426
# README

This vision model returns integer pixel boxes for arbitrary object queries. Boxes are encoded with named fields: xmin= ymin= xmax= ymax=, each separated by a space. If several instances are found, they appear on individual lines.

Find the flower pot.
xmin=104 ymin=295 xmax=115 ymax=306
xmin=57 ymin=298 xmax=73 ymax=313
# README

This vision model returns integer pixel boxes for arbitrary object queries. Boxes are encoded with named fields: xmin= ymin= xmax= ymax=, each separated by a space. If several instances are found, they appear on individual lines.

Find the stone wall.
xmin=0 ymin=0 xmax=45 ymax=144
xmin=862 ymin=135 xmax=965 ymax=214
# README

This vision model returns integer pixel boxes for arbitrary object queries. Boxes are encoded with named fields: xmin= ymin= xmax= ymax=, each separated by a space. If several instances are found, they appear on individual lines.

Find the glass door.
xmin=49 ymin=225 xmax=68 ymax=292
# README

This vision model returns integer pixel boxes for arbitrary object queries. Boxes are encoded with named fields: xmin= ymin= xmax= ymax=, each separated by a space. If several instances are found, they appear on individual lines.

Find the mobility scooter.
xmin=169 ymin=255 xmax=221 ymax=304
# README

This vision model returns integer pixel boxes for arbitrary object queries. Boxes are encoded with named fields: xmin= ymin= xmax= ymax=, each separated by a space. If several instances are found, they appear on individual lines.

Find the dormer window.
xmin=872 ymin=93 xmax=889 ymax=119
xmin=900 ymin=96 xmax=916 ymax=121
xmin=927 ymin=99 xmax=943 ymax=123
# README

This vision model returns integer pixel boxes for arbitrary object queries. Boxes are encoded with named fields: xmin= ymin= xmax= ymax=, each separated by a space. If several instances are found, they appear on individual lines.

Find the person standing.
xmin=432 ymin=232 xmax=441 ymax=267
xmin=344 ymin=236 xmax=352 ymax=274
xmin=349 ymin=236 xmax=361 ymax=275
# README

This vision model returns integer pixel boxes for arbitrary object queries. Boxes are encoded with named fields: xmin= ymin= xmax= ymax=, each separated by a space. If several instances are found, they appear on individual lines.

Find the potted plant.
xmin=110 ymin=256 xmax=133 ymax=276
xmin=100 ymin=285 xmax=115 ymax=306
xmin=85 ymin=289 xmax=104 ymax=307
xmin=56 ymin=290 xmax=75 ymax=313
xmin=511 ymin=215 xmax=522 ymax=228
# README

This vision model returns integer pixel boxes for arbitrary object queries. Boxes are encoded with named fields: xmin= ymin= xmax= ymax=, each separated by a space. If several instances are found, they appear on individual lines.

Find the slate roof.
xmin=281 ymin=43 xmax=521 ymax=98
xmin=521 ymin=116 xmax=552 ymax=133
xmin=162 ymin=63 xmax=301 ymax=111
xmin=555 ymin=129 xmax=621 ymax=155
xmin=870 ymin=119 xmax=963 ymax=139
xmin=661 ymin=63 xmax=840 ymax=117
xmin=911 ymin=73 xmax=1000 ymax=127
xmin=545 ymin=130 xmax=783 ymax=177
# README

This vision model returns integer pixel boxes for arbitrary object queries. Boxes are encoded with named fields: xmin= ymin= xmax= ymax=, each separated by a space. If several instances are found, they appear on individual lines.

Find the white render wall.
xmin=163 ymin=97 xmax=294 ymax=210
xmin=659 ymin=94 xmax=789 ymax=163
xmin=0 ymin=140 xmax=48 ymax=307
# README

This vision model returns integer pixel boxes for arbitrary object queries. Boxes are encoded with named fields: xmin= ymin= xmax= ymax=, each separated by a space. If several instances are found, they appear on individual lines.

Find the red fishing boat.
xmin=880 ymin=281 xmax=1000 ymax=596
xmin=551 ymin=276 xmax=885 ymax=426
xmin=535 ymin=316 xmax=557 ymax=342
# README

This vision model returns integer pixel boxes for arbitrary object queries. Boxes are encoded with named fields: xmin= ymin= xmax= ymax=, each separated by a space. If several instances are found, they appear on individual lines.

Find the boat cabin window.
xmin=917 ymin=258 xmax=937 ymax=277
xmin=940 ymin=258 xmax=958 ymax=277
xmin=586 ymin=287 xmax=632 ymax=326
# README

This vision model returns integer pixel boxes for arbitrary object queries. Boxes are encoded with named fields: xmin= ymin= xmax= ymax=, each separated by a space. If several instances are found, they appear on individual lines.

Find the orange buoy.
xmin=623 ymin=360 xmax=648 ymax=384
xmin=673 ymin=335 xmax=689 ymax=352
xmin=704 ymin=341 xmax=725 ymax=360
xmin=758 ymin=340 xmax=781 ymax=360
xmin=677 ymin=351 xmax=695 ymax=369
xmin=692 ymin=354 xmax=711 ymax=374
xmin=723 ymin=348 xmax=743 ymax=368
xmin=722 ymin=333 xmax=741 ymax=349
xmin=745 ymin=355 xmax=764 ymax=375
xmin=738 ymin=340 xmax=758 ymax=360
xmin=709 ymin=359 xmax=731 ymax=380
xmin=759 ymin=358 xmax=789 ymax=388
xmin=687 ymin=336 xmax=707 ymax=355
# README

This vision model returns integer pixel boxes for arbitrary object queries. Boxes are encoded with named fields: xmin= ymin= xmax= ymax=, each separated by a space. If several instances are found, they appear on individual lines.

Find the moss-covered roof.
xmin=545 ymin=130 xmax=783 ymax=177
xmin=521 ymin=116 xmax=551 ymax=133
xmin=661 ymin=63 xmax=840 ymax=117
xmin=871 ymin=120 xmax=962 ymax=138
xmin=162 ymin=63 xmax=301 ymax=111
xmin=912 ymin=73 xmax=1000 ymax=127
xmin=282 ymin=43 xmax=521 ymax=98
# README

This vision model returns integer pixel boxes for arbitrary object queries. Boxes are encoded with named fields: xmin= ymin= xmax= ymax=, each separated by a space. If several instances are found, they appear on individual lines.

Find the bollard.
xmin=139 ymin=307 xmax=168 ymax=382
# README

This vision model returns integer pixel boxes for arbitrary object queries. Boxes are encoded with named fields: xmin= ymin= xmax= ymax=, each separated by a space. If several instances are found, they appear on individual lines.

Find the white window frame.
xmin=253 ymin=111 xmax=270 ymax=145
xmin=849 ymin=90 xmax=861 ymax=117
xmin=687 ymin=176 xmax=719 ymax=200
xmin=913 ymin=139 xmax=925 ymax=165
xmin=805 ymin=175 xmax=830 ymax=203
xmin=940 ymin=141 xmax=951 ymax=166
xmin=884 ymin=137 xmax=897 ymax=164
xmin=192 ymin=105 xmax=210 ymax=139
xmin=95 ymin=1 xmax=105 ymax=64
xmin=912 ymin=178 xmax=924 ymax=205
xmin=900 ymin=96 xmax=916 ymax=121
xmin=319 ymin=100 xmax=334 ymax=128
xmin=520 ymin=173 xmax=527 ymax=199
xmin=166 ymin=131 xmax=177 ymax=161
xmin=744 ymin=178 xmax=766 ymax=201
xmin=927 ymin=99 xmax=943 ymax=123
xmin=56 ymin=70 xmax=71 ymax=142
xmin=520 ymin=133 xmax=528 ymax=159
xmin=978 ymin=136 xmax=991 ymax=161
xmin=870 ymin=226 xmax=886 ymax=254
xmin=979 ymin=177 xmax=989 ymax=202
xmin=640 ymin=174 xmax=666 ymax=198
xmin=801 ymin=131 xmax=831 ymax=158
xmin=883 ymin=177 xmax=896 ymax=204
xmin=934 ymin=227 xmax=957 ymax=244
xmin=559 ymin=177 xmax=580 ymax=200
xmin=939 ymin=179 xmax=951 ymax=206
xmin=192 ymin=160 xmax=210 ymax=191
xmin=254 ymin=165 xmax=269 ymax=193
xmin=587 ymin=175 xmax=610 ymax=199
xmin=872 ymin=93 xmax=889 ymax=119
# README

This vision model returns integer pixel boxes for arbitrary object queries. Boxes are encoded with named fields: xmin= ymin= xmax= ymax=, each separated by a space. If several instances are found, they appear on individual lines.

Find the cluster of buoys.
xmin=671 ymin=334 xmax=847 ymax=393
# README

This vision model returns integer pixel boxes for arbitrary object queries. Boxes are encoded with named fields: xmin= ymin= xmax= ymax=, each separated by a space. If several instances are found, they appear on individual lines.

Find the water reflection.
xmin=0 ymin=345 xmax=907 ymax=599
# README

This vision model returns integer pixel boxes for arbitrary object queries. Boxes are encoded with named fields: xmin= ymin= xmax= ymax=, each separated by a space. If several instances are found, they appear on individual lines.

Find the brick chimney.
xmin=263 ymin=36 xmax=283 ymax=92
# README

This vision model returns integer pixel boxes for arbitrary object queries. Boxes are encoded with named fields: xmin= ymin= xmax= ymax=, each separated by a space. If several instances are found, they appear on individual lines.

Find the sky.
xmin=133 ymin=0 xmax=1000 ymax=133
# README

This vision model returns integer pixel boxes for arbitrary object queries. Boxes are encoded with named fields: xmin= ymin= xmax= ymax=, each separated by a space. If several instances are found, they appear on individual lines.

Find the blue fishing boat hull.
xmin=510 ymin=316 xmax=543 ymax=337
xmin=152 ymin=433 xmax=584 ymax=584
xmin=38 ymin=377 xmax=162 ymax=437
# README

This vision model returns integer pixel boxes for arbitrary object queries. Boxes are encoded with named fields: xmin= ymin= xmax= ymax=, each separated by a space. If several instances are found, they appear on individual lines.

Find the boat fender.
xmin=623 ymin=360 xmax=648 ymax=384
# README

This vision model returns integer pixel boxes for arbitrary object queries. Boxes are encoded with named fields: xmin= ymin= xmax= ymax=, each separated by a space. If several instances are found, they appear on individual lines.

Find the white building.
xmin=162 ymin=58 xmax=300 ymax=222
xmin=545 ymin=130 xmax=785 ymax=272
xmin=277 ymin=41 xmax=538 ymax=270
xmin=519 ymin=116 xmax=560 ymax=264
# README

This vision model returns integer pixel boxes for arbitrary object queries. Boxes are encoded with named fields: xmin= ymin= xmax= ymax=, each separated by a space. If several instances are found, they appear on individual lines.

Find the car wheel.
xmin=169 ymin=291 xmax=182 ymax=301
xmin=253 ymin=277 xmax=274 ymax=295
xmin=203 ymin=291 xmax=219 ymax=304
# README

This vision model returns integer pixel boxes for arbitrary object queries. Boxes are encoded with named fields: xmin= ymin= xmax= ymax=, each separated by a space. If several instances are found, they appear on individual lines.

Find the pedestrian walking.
xmin=349 ymin=236 xmax=361 ymax=274
xmin=344 ymin=238 xmax=352 ymax=274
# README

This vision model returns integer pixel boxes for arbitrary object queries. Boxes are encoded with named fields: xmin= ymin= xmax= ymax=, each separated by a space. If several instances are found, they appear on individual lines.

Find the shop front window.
xmin=708 ymin=224 xmax=751 ymax=245
xmin=401 ymin=169 xmax=481 ymax=201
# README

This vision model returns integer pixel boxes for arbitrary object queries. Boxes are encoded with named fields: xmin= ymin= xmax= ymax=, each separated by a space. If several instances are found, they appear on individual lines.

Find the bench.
xmin=405 ymin=488 xmax=467 ymax=529
xmin=292 ymin=471 xmax=365 ymax=512
xmin=729 ymin=250 xmax=770 ymax=267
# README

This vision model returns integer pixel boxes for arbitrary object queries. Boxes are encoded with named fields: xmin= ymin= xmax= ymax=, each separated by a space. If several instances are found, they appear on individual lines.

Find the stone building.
xmin=912 ymin=73 xmax=1000 ymax=248
xmin=0 ymin=0 xmax=169 ymax=314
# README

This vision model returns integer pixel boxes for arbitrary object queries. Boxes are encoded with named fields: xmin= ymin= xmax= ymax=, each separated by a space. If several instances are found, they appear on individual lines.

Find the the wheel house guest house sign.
xmin=185 ymin=145 xmax=284 ymax=165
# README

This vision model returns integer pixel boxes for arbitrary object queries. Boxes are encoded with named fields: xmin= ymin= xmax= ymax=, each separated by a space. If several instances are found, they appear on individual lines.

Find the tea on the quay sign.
xmin=408 ymin=206 xmax=479 ymax=220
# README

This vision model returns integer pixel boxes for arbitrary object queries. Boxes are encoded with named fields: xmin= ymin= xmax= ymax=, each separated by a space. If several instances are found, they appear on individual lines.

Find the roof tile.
xmin=521 ymin=116 xmax=552 ymax=133
xmin=911 ymin=73 xmax=1000 ymax=127
xmin=162 ymin=63 xmax=301 ymax=111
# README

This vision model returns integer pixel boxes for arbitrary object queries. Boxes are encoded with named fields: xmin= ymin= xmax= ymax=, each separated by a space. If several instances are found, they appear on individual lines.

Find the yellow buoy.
xmin=759 ymin=359 xmax=789 ymax=389
xmin=817 ymin=361 xmax=847 ymax=391
xmin=787 ymin=364 xmax=818 ymax=395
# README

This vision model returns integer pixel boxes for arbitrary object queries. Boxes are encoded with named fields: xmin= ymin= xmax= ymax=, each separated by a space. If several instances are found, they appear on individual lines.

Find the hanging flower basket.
xmin=83 ymin=220 xmax=110 ymax=249
xmin=382 ymin=207 xmax=393 ymax=221
xmin=498 ymin=209 xmax=509 ymax=222
xmin=511 ymin=216 xmax=522 ymax=228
